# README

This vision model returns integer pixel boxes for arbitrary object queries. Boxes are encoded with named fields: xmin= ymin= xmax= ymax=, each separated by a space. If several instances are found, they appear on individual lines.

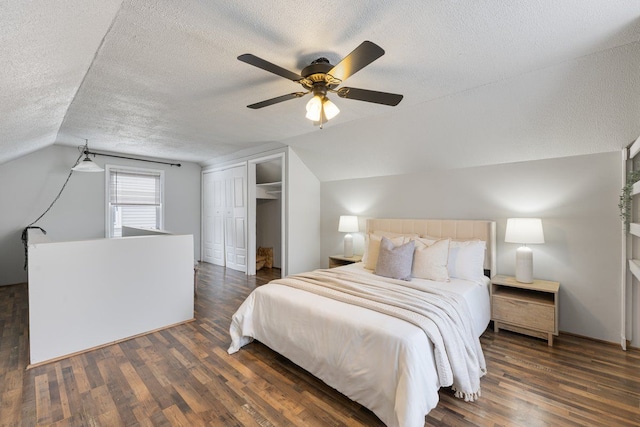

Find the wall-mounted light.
xmin=72 ymin=141 xmax=104 ymax=172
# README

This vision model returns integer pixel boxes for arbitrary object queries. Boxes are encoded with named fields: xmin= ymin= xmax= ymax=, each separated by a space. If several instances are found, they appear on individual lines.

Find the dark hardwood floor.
xmin=1 ymin=263 xmax=639 ymax=426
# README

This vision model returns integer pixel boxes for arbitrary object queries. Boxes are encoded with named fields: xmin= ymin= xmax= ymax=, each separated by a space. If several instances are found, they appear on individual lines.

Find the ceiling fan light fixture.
xmin=239 ymin=41 xmax=402 ymax=124
xmin=305 ymin=95 xmax=340 ymax=123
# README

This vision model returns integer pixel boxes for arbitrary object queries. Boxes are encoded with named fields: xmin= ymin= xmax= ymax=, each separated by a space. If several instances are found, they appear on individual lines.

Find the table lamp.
xmin=338 ymin=215 xmax=358 ymax=258
xmin=505 ymin=218 xmax=545 ymax=283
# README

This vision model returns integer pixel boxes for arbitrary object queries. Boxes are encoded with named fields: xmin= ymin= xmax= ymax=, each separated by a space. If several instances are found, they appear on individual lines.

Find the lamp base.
xmin=343 ymin=233 xmax=353 ymax=258
xmin=515 ymin=246 xmax=533 ymax=283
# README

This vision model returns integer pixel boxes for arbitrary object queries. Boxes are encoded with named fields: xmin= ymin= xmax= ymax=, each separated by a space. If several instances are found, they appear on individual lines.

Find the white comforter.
xmin=228 ymin=263 xmax=490 ymax=427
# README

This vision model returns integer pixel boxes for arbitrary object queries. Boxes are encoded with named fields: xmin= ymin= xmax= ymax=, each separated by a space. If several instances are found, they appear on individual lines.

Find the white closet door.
xmin=202 ymin=172 xmax=215 ymax=264
xmin=224 ymin=166 xmax=247 ymax=272
xmin=212 ymin=171 xmax=226 ymax=266
xmin=203 ymin=171 xmax=226 ymax=266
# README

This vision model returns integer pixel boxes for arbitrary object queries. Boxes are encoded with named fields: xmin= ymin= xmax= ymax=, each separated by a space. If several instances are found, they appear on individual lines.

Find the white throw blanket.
xmin=271 ymin=268 xmax=487 ymax=401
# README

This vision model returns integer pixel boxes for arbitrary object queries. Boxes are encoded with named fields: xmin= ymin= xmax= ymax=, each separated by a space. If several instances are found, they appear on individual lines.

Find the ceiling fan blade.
xmin=337 ymin=87 xmax=403 ymax=106
xmin=328 ymin=41 xmax=385 ymax=82
xmin=238 ymin=54 xmax=303 ymax=82
xmin=247 ymin=92 xmax=307 ymax=109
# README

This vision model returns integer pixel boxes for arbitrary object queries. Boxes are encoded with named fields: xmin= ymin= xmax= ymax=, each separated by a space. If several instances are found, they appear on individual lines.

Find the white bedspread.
xmin=228 ymin=263 xmax=491 ymax=427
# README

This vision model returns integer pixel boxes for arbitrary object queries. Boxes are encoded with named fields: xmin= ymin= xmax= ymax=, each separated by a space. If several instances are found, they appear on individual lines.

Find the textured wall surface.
xmin=1 ymin=1 xmax=639 ymax=174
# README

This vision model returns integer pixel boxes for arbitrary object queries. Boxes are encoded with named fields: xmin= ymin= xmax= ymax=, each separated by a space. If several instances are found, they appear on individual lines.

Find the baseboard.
xmin=488 ymin=321 xmax=638 ymax=351
xmin=26 ymin=317 xmax=196 ymax=369
xmin=0 ymin=282 xmax=27 ymax=288
xmin=558 ymin=330 xmax=638 ymax=350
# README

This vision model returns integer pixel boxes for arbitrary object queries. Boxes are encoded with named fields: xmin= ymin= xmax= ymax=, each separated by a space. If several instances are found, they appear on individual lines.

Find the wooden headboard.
xmin=365 ymin=218 xmax=497 ymax=276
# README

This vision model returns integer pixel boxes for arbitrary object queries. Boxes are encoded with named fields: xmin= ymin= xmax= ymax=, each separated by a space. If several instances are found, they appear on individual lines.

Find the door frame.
xmin=248 ymin=153 xmax=286 ymax=276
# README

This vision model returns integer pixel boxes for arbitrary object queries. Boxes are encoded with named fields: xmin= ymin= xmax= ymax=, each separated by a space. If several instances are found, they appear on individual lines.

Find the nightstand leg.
xmin=547 ymin=333 xmax=553 ymax=347
xmin=494 ymin=322 xmax=499 ymax=333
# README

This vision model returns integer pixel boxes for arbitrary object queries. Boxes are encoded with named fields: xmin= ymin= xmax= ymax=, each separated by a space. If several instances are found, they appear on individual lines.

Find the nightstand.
xmin=491 ymin=274 xmax=560 ymax=346
xmin=328 ymin=254 xmax=362 ymax=268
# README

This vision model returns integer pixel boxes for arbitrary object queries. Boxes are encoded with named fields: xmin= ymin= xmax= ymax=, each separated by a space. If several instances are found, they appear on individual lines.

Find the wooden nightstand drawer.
xmin=492 ymin=296 xmax=554 ymax=332
xmin=490 ymin=275 xmax=560 ymax=346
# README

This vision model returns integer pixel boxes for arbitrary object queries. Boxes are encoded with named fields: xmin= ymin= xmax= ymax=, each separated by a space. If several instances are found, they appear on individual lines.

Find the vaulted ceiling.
xmin=2 ymin=1 xmax=640 ymax=181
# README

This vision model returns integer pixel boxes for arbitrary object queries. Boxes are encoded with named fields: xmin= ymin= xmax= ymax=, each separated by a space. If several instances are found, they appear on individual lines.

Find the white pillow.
xmin=362 ymin=232 xmax=418 ymax=266
xmin=447 ymin=240 xmax=486 ymax=282
xmin=363 ymin=234 xmax=408 ymax=270
xmin=412 ymin=236 xmax=434 ymax=244
xmin=415 ymin=236 xmax=439 ymax=246
xmin=412 ymin=238 xmax=450 ymax=282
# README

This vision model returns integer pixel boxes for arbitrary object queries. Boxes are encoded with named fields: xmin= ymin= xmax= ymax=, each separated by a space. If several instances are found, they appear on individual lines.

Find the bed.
xmin=229 ymin=219 xmax=496 ymax=427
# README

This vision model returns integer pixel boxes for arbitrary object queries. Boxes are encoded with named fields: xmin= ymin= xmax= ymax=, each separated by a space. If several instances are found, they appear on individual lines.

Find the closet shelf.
xmin=256 ymin=181 xmax=281 ymax=188
xmin=256 ymin=181 xmax=281 ymax=199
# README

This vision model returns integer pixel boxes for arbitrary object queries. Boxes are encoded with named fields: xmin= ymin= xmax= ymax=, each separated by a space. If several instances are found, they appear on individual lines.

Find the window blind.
xmin=107 ymin=168 xmax=163 ymax=237
xmin=110 ymin=170 xmax=161 ymax=205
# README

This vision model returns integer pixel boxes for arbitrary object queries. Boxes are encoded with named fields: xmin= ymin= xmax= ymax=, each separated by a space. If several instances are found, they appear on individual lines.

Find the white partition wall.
xmin=28 ymin=231 xmax=194 ymax=365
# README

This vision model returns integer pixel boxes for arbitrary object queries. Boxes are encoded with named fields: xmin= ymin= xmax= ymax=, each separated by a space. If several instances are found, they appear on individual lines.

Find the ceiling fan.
xmin=238 ymin=41 xmax=403 ymax=127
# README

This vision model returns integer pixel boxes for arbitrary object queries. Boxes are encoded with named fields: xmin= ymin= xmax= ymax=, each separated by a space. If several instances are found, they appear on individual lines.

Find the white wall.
xmin=287 ymin=147 xmax=321 ymax=274
xmin=0 ymin=144 xmax=201 ymax=286
xmin=321 ymin=152 xmax=623 ymax=344
xmin=257 ymin=198 xmax=282 ymax=268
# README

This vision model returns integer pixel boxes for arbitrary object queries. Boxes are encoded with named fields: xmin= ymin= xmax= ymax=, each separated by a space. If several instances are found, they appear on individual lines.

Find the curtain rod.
xmin=84 ymin=150 xmax=181 ymax=167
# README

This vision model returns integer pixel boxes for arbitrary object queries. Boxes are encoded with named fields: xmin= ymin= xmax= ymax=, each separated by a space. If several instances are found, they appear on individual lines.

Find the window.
xmin=106 ymin=166 xmax=164 ymax=237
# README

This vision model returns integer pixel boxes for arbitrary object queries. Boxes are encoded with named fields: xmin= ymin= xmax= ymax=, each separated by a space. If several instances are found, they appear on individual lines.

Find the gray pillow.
xmin=374 ymin=236 xmax=415 ymax=281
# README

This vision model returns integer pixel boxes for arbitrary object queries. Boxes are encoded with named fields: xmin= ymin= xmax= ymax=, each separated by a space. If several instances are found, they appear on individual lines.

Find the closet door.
xmin=224 ymin=166 xmax=247 ymax=272
xmin=202 ymin=172 xmax=215 ymax=264
xmin=203 ymin=171 xmax=225 ymax=266
xmin=211 ymin=171 xmax=226 ymax=266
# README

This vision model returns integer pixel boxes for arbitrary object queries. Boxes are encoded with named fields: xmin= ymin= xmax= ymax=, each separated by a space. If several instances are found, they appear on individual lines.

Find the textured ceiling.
xmin=2 ymin=1 xmax=640 ymax=180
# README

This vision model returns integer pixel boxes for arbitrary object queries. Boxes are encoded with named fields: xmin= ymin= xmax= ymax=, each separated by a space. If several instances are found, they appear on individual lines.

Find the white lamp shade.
xmin=338 ymin=215 xmax=359 ymax=232
xmin=505 ymin=218 xmax=544 ymax=244
xmin=72 ymin=157 xmax=104 ymax=172
xmin=307 ymin=96 xmax=340 ymax=123
xmin=305 ymin=95 xmax=322 ymax=121
xmin=323 ymin=98 xmax=340 ymax=120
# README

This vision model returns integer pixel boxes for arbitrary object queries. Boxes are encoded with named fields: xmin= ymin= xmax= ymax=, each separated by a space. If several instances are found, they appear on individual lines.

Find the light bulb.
xmin=322 ymin=98 xmax=340 ymax=120
xmin=305 ymin=96 xmax=322 ymax=121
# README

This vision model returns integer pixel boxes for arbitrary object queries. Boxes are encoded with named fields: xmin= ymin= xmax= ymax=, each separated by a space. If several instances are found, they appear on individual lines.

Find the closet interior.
xmin=253 ymin=157 xmax=282 ymax=277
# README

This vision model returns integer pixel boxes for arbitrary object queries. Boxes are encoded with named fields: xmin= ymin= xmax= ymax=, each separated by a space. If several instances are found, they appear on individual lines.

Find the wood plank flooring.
xmin=1 ymin=263 xmax=639 ymax=426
